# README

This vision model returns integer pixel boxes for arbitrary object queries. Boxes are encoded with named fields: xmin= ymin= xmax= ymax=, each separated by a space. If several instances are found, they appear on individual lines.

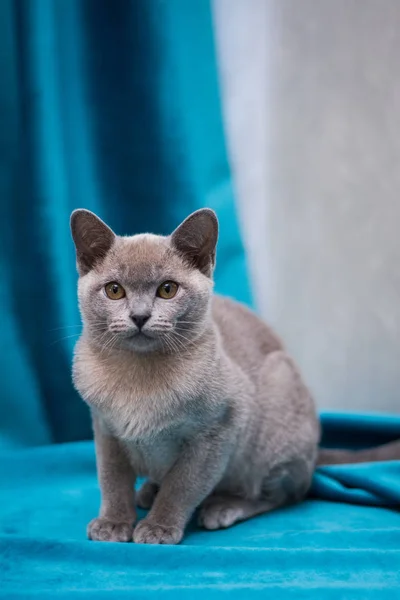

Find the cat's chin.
xmin=124 ymin=332 xmax=160 ymax=354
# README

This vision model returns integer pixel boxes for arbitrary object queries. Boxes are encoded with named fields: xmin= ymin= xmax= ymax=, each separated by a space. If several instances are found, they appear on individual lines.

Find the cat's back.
xmin=212 ymin=295 xmax=282 ymax=371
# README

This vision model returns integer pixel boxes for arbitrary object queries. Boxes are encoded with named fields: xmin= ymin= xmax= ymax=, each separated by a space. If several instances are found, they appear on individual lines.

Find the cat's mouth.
xmin=123 ymin=329 xmax=162 ymax=353
xmin=105 ymin=326 xmax=169 ymax=351
xmin=129 ymin=329 xmax=163 ymax=343
xmin=126 ymin=330 xmax=151 ymax=340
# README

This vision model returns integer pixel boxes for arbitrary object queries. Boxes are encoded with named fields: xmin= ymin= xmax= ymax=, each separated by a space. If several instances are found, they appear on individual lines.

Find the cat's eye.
xmin=156 ymin=281 xmax=179 ymax=299
xmin=105 ymin=282 xmax=126 ymax=300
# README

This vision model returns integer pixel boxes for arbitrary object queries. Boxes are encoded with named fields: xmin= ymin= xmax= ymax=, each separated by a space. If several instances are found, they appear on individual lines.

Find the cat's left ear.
xmin=171 ymin=208 xmax=218 ymax=277
xmin=70 ymin=209 xmax=116 ymax=276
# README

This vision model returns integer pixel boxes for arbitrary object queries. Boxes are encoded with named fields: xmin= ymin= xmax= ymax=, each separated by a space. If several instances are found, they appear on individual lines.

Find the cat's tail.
xmin=317 ymin=439 xmax=400 ymax=465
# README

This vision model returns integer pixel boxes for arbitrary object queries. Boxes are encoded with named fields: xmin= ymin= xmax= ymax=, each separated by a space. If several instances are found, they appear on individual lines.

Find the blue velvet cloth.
xmin=1 ymin=413 xmax=400 ymax=598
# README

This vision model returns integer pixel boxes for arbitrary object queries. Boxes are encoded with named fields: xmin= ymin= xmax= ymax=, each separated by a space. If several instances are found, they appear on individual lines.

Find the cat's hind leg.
xmin=199 ymin=350 xmax=318 ymax=531
xmin=198 ymin=459 xmax=311 ymax=530
xmin=198 ymin=494 xmax=274 ymax=530
xmin=136 ymin=480 xmax=159 ymax=509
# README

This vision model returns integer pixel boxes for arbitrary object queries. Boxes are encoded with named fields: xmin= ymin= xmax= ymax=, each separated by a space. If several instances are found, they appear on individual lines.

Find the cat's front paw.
xmin=88 ymin=517 xmax=134 ymax=542
xmin=133 ymin=519 xmax=183 ymax=545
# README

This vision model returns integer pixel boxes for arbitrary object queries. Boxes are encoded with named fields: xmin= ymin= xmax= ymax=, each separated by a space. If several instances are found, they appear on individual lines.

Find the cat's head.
xmin=70 ymin=208 xmax=218 ymax=354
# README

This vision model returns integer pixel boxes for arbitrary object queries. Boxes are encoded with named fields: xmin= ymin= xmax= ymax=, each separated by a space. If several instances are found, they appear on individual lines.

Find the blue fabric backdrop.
xmin=0 ymin=0 xmax=251 ymax=451
xmin=0 ymin=1 xmax=399 ymax=597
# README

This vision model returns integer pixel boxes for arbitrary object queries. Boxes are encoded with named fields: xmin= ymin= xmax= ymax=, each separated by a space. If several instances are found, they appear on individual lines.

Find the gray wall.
xmin=214 ymin=0 xmax=400 ymax=412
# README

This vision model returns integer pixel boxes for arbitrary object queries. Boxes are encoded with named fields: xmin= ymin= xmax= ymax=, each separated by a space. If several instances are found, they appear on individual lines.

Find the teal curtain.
xmin=0 ymin=0 xmax=251 ymax=449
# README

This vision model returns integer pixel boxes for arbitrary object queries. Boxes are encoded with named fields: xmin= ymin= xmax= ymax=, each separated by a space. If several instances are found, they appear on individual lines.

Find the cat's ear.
xmin=171 ymin=208 xmax=218 ymax=277
xmin=70 ymin=209 xmax=115 ymax=275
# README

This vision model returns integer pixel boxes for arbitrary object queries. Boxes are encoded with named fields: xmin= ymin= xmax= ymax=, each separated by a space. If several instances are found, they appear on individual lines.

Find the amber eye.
xmin=156 ymin=281 xmax=179 ymax=299
xmin=105 ymin=282 xmax=126 ymax=300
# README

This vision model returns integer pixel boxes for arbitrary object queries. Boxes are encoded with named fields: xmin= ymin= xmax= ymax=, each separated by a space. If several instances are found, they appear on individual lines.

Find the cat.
xmin=71 ymin=208 xmax=400 ymax=544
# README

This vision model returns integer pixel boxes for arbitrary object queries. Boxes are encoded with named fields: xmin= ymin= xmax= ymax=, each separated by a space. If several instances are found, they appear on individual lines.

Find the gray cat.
xmin=71 ymin=208 xmax=400 ymax=545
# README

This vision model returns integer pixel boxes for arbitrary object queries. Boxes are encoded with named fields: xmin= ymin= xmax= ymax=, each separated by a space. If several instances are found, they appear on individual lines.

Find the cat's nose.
xmin=130 ymin=313 xmax=151 ymax=330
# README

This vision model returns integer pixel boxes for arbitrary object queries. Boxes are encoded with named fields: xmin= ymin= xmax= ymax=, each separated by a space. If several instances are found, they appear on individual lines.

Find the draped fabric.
xmin=0 ymin=0 xmax=251 ymax=450
xmin=1 ymin=416 xmax=400 ymax=598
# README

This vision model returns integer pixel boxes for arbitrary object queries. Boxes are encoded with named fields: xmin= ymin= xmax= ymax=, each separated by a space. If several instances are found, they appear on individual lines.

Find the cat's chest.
xmin=74 ymin=342 xmax=203 ymax=439
xmin=122 ymin=429 xmax=188 ymax=481
xmin=95 ymin=409 xmax=197 ymax=481
xmin=94 ymin=376 xmax=189 ymax=440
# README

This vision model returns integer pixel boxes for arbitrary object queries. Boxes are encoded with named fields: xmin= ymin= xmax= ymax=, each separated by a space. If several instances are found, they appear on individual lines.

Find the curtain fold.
xmin=0 ymin=0 xmax=251 ymax=449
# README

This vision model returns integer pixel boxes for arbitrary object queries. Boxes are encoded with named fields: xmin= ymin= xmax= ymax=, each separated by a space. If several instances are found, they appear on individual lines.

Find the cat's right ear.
xmin=171 ymin=208 xmax=218 ymax=277
xmin=70 ymin=209 xmax=115 ymax=276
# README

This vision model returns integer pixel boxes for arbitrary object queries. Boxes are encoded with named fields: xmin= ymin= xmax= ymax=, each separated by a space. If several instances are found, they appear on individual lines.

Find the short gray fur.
xmin=70 ymin=208 xmax=398 ymax=544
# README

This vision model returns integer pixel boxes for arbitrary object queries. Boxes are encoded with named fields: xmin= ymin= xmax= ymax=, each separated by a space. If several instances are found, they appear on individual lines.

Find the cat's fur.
xmin=71 ymin=208 xmax=399 ymax=545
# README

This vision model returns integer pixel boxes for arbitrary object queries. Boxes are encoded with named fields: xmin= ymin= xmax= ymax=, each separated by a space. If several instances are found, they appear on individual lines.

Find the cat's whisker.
xmin=106 ymin=334 xmax=119 ymax=355
xmin=164 ymin=331 xmax=196 ymax=358
xmin=172 ymin=330 xmax=198 ymax=350
xmin=98 ymin=336 xmax=114 ymax=360
xmin=175 ymin=324 xmax=202 ymax=335
xmin=173 ymin=327 xmax=196 ymax=339
xmin=49 ymin=319 xmax=106 ymax=332
xmin=163 ymin=332 xmax=181 ymax=355
xmin=49 ymin=333 xmax=81 ymax=346
xmin=97 ymin=330 xmax=118 ymax=360
xmin=48 ymin=324 xmax=83 ymax=332
xmin=171 ymin=335 xmax=194 ymax=351
xmin=169 ymin=337 xmax=182 ymax=356
xmin=160 ymin=336 xmax=174 ymax=355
